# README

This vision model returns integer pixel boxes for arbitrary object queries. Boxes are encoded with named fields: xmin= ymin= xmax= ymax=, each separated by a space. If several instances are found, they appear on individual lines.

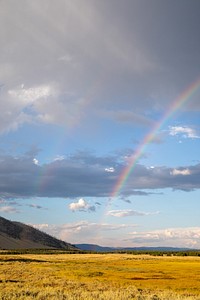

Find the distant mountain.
xmin=75 ymin=244 xmax=116 ymax=252
xmin=75 ymin=243 xmax=191 ymax=252
xmin=0 ymin=216 xmax=77 ymax=250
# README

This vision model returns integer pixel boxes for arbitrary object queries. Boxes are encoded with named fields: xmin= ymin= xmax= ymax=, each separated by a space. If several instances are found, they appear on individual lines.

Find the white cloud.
xmin=169 ymin=126 xmax=200 ymax=139
xmin=0 ymin=84 xmax=56 ymax=133
xmin=107 ymin=209 xmax=159 ymax=218
xmin=0 ymin=206 xmax=20 ymax=213
xmin=31 ymin=223 xmax=49 ymax=231
xmin=32 ymin=221 xmax=137 ymax=246
xmin=171 ymin=168 xmax=191 ymax=176
xmin=8 ymin=84 xmax=53 ymax=104
xmin=0 ymin=82 xmax=86 ymax=133
xmin=33 ymin=158 xmax=39 ymax=165
xmin=105 ymin=167 xmax=115 ymax=173
xmin=69 ymin=198 xmax=95 ymax=212
xmin=128 ymin=227 xmax=200 ymax=248
xmin=53 ymin=155 xmax=65 ymax=161
xmin=61 ymin=221 xmax=132 ymax=232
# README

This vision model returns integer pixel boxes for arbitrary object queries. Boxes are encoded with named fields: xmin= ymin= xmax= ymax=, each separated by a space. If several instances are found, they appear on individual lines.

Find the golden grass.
xmin=0 ymin=253 xmax=200 ymax=299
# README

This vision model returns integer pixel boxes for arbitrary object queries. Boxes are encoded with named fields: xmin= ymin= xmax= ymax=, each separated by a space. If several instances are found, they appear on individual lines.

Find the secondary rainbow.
xmin=111 ymin=77 xmax=200 ymax=198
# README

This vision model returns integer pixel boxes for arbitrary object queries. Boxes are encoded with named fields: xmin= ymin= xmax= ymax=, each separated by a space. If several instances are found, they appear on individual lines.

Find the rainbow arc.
xmin=111 ymin=78 xmax=200 ymax=198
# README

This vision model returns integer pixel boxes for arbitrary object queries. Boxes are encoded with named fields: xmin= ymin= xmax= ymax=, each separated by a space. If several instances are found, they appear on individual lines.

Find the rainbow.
xmin=111 ymin=78 xmax=200 ymax=198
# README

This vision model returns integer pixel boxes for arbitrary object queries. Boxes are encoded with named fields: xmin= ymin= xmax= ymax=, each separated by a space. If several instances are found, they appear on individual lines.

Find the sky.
xmin=0 ymin=0 xmax=200 ymax=248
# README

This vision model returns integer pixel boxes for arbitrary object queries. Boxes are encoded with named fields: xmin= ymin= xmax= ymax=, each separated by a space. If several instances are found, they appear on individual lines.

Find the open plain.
xmin=0 ymin=253 xmax=200 ymax=299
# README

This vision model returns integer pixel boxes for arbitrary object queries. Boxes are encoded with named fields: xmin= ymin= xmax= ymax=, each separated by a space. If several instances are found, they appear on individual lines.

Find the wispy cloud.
xmin=0 ymin=199 xmax=6 ymax=204
xmin=27 ymin=203 xmax=47 ymax=210
xmin=169 ymin=126 xmax=200 ymax=139
xmin=0 ymin=206 xmax=20 ymax=213
xmin=102 ymin=110 xmax=155 ymax=127
xmin=107 ymin=209 xmax=159 ymax=218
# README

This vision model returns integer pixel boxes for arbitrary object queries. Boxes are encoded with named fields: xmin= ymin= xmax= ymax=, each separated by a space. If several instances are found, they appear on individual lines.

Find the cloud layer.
xmin=0 ymin=151 xmax=200 ymax=200
xmin=33 ymin=221 xmax=200 ymax=248
xmin=0 ymin=0 xmax=200 ymax=133
xmin=127 ymin=227 xmax=200 ymax=248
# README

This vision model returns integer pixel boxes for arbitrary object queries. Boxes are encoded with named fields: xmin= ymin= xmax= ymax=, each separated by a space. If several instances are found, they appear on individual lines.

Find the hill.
xmin=0 ymin=216 xmax=77 ymax=250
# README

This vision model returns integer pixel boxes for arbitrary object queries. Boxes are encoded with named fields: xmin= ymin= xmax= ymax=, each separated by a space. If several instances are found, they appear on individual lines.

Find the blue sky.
xmin=1 ymin=0 xmax=200 ymax=248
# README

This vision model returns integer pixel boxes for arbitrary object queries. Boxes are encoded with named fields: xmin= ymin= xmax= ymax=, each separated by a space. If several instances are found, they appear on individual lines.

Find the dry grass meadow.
xmin=0 ymin=252 xmax=200 ymax=299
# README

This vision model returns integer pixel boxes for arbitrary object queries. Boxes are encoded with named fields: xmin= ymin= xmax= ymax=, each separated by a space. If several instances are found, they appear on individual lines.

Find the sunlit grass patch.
xmin=0 ymin=253 xmax=200 ymax=299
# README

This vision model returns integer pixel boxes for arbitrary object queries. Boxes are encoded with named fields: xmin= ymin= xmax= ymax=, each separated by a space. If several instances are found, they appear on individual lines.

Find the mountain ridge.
xmin=75 ymin=243 xmax=194 ymax=252
xmin=0 ymin=216 xmax=77 ymax=250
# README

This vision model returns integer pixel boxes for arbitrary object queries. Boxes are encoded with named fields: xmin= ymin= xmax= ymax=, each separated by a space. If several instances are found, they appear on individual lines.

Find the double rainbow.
xmin=111 ymin=78 xmax=200 ymax=198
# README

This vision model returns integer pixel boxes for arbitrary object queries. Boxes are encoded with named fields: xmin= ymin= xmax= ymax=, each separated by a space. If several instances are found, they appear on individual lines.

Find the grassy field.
xmin=0 ymin=253 xmax=200 ymax=299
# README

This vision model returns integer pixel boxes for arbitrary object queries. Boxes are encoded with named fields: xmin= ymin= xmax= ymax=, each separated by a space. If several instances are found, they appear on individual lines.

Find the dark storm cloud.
xmin=0 ymin=0 xmax=200 ymax=133
xmin=0 ymin=151 xmax=200 ymax=200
